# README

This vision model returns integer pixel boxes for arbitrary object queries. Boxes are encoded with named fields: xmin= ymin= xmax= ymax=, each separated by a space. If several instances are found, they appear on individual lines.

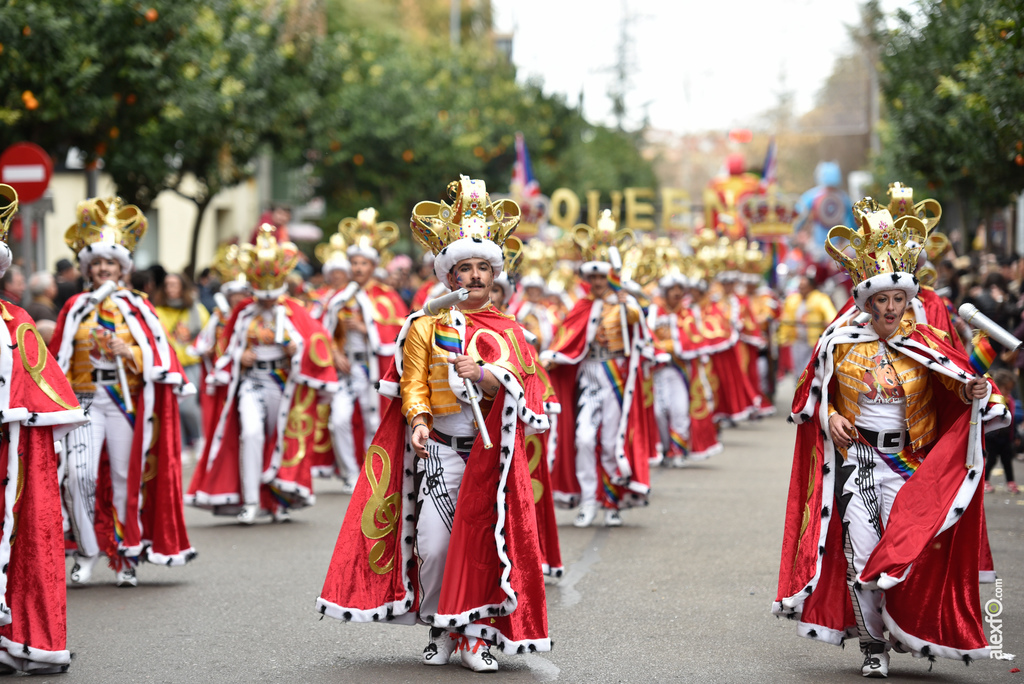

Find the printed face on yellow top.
xmin=69 ymin=301 xmax=143 ymax=393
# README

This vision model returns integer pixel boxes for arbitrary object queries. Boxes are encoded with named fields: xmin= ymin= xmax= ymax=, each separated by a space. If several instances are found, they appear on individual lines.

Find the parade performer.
xmin=190 ymin=245 xmax=252 ymax=452
xmin=411 ymin=253 xmax=448 ymax=310
xmin=506 ymin=241 xmax=558 ymax=351
xmin=703 ymin=152 xmax=761 ymax=242
xmin=330 ymin=209 xmax=407 ymax=457
xmin=187 ymin=225 xmax=338 ymax=524
xmin=317 ymin=177 xmax=551 ymax=672
xmin=542 ymin=210 xmax=652 ymax=527
xmin=647 ymin=251 xmax=693 ymax=466
xmin=311 ymin=231 xmax=351 ymax=320
xmin=774 ymin=200 xmax=1006 ymax=677
xmin=0 ymin=186 xmax=85 ymax=673
xmin=53 ymin=196 xmax=196 ymax=588
xmin=777 ymin=268 xmax=837 ymax=375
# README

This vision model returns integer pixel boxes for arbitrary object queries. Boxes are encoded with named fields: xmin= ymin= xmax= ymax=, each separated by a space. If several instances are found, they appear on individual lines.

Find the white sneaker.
xmin=573 ymin=503 xmax=597 ymax=528
xmin=272 ymin=507 xmax=291 ymax=523
xmin=861 ymin=644 xmax=889 ymax=678
xmin=422 ymin=628 xmax=457 ymax=666
xmin=116 ymin=567 xmax=137 ymax=588
xmin=339 ymin=477 xmax=356 ymax=495
xmin=458 ymin=637 xmax=498 ymax=673
xmin=604 ymin=510 xmax=623 ymax=527
xmin=237 ymin=503 xmax=258 ymax=525
xmin=670 ymin=455 xmax=689 ymax=468
xmin=70 ymin=553 xmax=99 ymax=584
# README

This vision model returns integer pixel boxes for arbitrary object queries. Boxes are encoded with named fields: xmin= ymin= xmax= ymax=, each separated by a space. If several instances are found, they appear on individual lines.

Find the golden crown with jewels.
xmin=886 ymin=182 xmax=941 ymax=233
xmin=411 ymin=176 xmax=522 ymax=280
xmin=739 ymin=189 xmax=797 ymax=238
xmin=826 ymin=197 xmax=925 ymax=293
xmin=516 ymin=240 xmax=557 ymax=285
xmin=572 ymin=209 xmax=634 ymax=265
xmin=65 ymin=196 xmax=148 ymax=256
xmin=211 ymin=243 xmax=247 ymax=287
xmin=338 ymin=208 xmax=398 ymax=263
xmin=239 ymin=224 xmax=299 ymax=294
xmin=314 ymin=231 xmax=350 ymax=268
xmin=0 ymin=185 xmax=17 ymax=242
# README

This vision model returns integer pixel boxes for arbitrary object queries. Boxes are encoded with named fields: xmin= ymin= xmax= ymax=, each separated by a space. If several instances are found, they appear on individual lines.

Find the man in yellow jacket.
xmin=777 ymin=275 xmax=837 ymax=377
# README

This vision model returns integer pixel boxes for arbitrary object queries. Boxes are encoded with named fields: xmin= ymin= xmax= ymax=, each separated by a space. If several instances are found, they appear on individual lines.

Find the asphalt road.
xmin=47 ymin=391 xmax=1022 ymax=683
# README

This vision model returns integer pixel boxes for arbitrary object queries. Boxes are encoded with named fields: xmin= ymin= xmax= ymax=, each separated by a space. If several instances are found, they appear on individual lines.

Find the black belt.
xmin=253 ymin=359 xmax=288 ymax=371
xmin=91 ymin=369 xmax=119 ymax=384
xmin=857 ymin=427 xmax=909 ymax=451
xmin=350 ymin=352 xmax=369 ymax=363
xmin=429 ymin=429 xmax=476 ymax=453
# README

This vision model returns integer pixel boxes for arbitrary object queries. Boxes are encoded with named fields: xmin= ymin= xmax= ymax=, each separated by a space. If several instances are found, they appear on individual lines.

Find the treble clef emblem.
xmin=360 ymin=445 xmax=401 ymax=575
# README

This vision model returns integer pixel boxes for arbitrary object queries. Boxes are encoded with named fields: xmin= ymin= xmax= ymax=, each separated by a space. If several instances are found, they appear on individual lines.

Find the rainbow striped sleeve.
xmin=434 ymin=322 xmax=463 ymax=355
xmin=969 ymin=334 xmax=996 ymax=375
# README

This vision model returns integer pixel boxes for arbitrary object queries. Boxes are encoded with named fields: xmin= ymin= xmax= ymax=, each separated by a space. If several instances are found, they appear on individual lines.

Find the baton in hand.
xmin=91 ymin=281 xmax=135 ymax=413
xmin=608 ymin=246 xmax=631 ymax=353
xmin=421 ymin=288 xmax=492 ymax=449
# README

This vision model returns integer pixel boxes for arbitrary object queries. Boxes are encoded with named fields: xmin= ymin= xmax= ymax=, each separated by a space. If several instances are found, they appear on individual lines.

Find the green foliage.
xmin=873 ymin=0 xmax=1024 ymax=217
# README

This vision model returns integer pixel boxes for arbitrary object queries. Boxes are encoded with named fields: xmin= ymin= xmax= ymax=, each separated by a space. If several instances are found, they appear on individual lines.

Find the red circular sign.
xmin=0 ymin=142 xmax=53 ymax=204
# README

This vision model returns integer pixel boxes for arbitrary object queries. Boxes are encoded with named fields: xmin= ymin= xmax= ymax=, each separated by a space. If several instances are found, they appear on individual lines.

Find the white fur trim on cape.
xmin=315 ymin=305 xmax=551 ymax=653
xmin=773 ymin=318 xmax=1008 ymax=659
xmin=0 ymin=634 xmax=71 ymax=670
xmin=433 ymin=238 xmax=504 ymax=282
xmin=852 ymin=271 xmax=920 ymax=311
xmin=78 ymin=242 xmax=133 ymax=277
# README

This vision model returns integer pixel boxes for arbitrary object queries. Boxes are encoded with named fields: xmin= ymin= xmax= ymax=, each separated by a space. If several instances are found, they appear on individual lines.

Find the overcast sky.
xmin=492 ymin=0 xmax=916 ymax=133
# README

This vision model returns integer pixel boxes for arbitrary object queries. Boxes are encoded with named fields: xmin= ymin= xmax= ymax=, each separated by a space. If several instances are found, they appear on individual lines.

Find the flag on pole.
xmin=512 ymin=132 xmax=540 ymax=200
xmin=606 ymin=270 xmax=623 ymax=292
xmin=969 ymin=332 xmax=997 ymax=374
xmin=434 ymin=321 xmax=463 ymax=356
xmin=761 ymin=137 xmax=777 ymax=188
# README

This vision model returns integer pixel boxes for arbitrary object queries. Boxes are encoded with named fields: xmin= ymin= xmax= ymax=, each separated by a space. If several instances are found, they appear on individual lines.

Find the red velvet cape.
xmin=0 ymin=303 xmax=86 ymax=672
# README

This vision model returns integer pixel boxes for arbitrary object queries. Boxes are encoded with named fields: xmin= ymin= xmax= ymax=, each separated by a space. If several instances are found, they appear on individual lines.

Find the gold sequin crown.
xmin=826 ymin=197 xmax=925 ymax=289
xmin=314 ymin=231 xmax=350 ymax=267
xmin=411 ymin=177 xmax=521 ymax=255
xmin=65 ymin=196 xmax=147 ymax=255
xmin=0 ymin=185 xmax=17 ymax=243
xmin=338 ymin=208 xmax=398 ymax=262
xmin=239 ymin=224 xmax=299 ymax=293
xmin=886 ymin=182 xmax=941 ymax=233
xmin=211 ymin=243 xmax=247 ymax=286
xmin=517 ymin=240 xmax=557 ymax=283
xmin=572 ymin=209 xmax=633 ymax=264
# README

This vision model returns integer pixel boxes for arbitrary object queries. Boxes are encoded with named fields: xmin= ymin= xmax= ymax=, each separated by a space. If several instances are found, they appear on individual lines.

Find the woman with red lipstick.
xmin=775 ymin=199 xmax=1007 ymax=678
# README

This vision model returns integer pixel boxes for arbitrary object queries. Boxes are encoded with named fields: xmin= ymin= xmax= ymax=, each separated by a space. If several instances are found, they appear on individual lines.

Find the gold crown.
xmin=0 ymin=185 xmax=17 ymax=242
xmin=65 ymin=196 xmax=147 ymax=256
xmin=546 ymin=261 xmax=578 ymax=295
xmin=623 ymin=234 xmax=665 ymax=287
xmin=740 ymin=241 xmax=770 ymax=277
xmin=739 ymin=189 xmax=797 ymax=237
xmin=517 ymin=240 xmax=557 ymax=283
xmin=314 ymin=231 xmax=350 ymax=267
xmin=886 ymin=182 xmax=941 ymax=232
xmin=211 ymin=243 xmax=247 ymax=287
xmin=552 ymin=231 xmax=582 ymax=262
xmin=826 ymin=198 xmax=924 ymax=289
xmin=338 ymin=208 xmax=398 ymax=262
xmin=411 ymin=176 xmax=522 ymax=260
xmin=239 ymin=224 xmax=300 ymax=293
xmin=573 ymin=209 xmax=633 ymax=263
xmin=924 ymin=232 xmax=951 ymax=262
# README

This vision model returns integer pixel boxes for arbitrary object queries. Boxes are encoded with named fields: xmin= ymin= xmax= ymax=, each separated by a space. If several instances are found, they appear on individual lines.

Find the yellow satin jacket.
xmin=69 ymin=300 xmax=144 ymax=394
xmin=777 ymin=290 xmax=837 ymax=346
xmin=826 ymin=322 xmax=970 ymax=451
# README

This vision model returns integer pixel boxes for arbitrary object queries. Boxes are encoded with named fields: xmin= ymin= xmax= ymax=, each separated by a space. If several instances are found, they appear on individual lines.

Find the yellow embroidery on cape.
xmin=16 ymin=323 xmax=76 ymax=410
xmin=0 ymin=302 xmax=12 ymax=322
xmin=793 ymin=445 xmax=818 ymax=574
xmin=641 ymin=371 xmax=654 ymax=408
xmin=361 ymin=445 xmax=401 ymax=574
xmin=690 ymin=361 xmax=711 ymax=420
xmin=143 ymin=413 xmax=161 ymax=485
xmin=282 ymin=387 xmax=315 ymax=467
xmin=313 ymin=403 xmax=332 ymax=454
xmin=11 ymin=450 xmax=24 ymax=546
xmin=308 ymin=332 xmax=333 ymax=368
xmin=525 ymin=434 xmax=544 ymax=503
xmin=466 ymin=328 xmax=535 ymax=387
xmin=371 ymin=295 xmax=404 ymax=327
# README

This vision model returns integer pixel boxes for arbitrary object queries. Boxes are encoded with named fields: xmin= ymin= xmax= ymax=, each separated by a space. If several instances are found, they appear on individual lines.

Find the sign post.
xmin=0 ymin=143 xmax=54 ymax=272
